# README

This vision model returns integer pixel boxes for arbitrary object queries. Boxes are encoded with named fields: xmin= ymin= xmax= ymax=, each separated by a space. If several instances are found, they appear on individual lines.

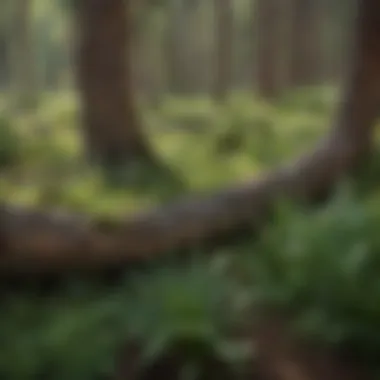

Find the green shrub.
xmin=0 ymin=290 xmax=127 ymax=380
xmin=124 ymin=257 xmax=252 ymax=366
xmin=278 ymin=86 xmax=338 ymax=115
xmin=158 ymin=96 xmax=216 ymax=131
xmin=0 ymin=258 xmax=250 ymax=379
xmin=244 ymin=189 xmax=380 ymax=362
xmin=2 ymin=90 xmax=372 ymax=378
xmin=0 ymin=116 xmax=22 ymax=169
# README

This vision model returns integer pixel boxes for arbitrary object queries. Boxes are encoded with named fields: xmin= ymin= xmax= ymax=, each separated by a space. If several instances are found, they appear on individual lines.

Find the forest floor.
xmin=1 ymin=88 xmax=380 ymax=380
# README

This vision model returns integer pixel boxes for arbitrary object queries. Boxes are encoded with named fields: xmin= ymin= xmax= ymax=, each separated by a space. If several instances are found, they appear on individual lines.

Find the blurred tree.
xmin=213 ymin=0 xmax=233 ymax=102
xmin=36 ymin=1 xmax=73 ymax=90
xmin=165 ymin=0 xmax=200 ymax=94
xmin=130 ymin=0 xmax=165 ymax=106
xmin=0 ymin=31 xmax=9 ymax=89
xmin=0 ymin=1 xmax=12 ymax=89
xmin=74 ymin=0 xmax=155 ymax=168
xmin=322 ymin=0 xmax=356 ymax=84
xmin=254 ymin=0 xmax=289 ymax=100
xmin=8 ymin=0 xmax=39 ymax=110
xmin=289 ymin=0 xmax=324 ymax=87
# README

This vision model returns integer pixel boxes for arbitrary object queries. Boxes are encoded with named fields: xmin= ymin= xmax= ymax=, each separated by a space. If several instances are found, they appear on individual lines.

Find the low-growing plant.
xmin=0 ymin=116 xmax=22 ymax=169
xmin=244 ymin=188 xmax=380 ymax=364
xmin=0 ymin=258 xmax=251 ymax=379
xmin=125 ymin=258 xmax=250 ymax=368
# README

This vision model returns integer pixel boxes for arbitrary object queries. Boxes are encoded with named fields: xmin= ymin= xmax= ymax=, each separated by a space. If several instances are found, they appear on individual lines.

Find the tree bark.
xmin=254 ymin=0 xmax=290 ymax=99
xmin=75 ymin=0 xmax=154 ymax=168
xmin=213 ymin=0 xmax=233 ymax=102
xmin=0 ymin=0 xmax=380 ymax=275
xmin=289 ymin=0 xmax=324 ymax=88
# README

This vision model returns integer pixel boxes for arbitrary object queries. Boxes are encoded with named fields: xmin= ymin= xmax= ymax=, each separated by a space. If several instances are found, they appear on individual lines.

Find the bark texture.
xmin=0 ymin=0 xmax=380 ymax=275
xmin=75 ymin=0 xmax=152 ymax=167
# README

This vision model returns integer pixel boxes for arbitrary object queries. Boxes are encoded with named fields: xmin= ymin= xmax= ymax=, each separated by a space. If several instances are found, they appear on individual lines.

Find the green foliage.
xmin=0 ymin=116 xmax=22 ymax=168
xmin=0 ymin=258 xmax=249 ymax=379
xmin=0 ymin=90 xmax=329 ymax=210
xmin=126 ymin=258 xmax=246 ymax=365
xmin=245 ymin=188 xmax=380 ymax=361
xmin=2 ymin=89 xmax=380 ymax=377
xmin=0 ymin=290 xmax=127 ymax=379
xmin=350 ymin=146 xmax=380 ymax=197
xmin=277 ymin=86 xmax=338 ymax=116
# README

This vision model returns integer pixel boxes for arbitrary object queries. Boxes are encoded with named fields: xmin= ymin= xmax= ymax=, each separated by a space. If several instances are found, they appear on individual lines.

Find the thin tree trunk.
xmin=289 ymin=0 xmax=324 ymax=88
xmin=165 ymin=0 xmax=200 ymax=95
xmin=213 ymin=0 xmax=233 ymax=102
xmin=131 ymin=1 xmax=164 ymax=107
xmin=8 ymin=0 xmax=38 ymax=110
xmin=324 ymin=0 xmax=356 ymax=85
xmin=254 ymin=0 xmax=289 ymax=100
xmin=75 ymin=0 xmax=154 ymax=168
xmin=0 ymin=32 xmax=9 ymax=89
xmin=0 ymin=0 xmax=380 ymax=275
xmin=165 ymin=0 xmax=186 ymax=94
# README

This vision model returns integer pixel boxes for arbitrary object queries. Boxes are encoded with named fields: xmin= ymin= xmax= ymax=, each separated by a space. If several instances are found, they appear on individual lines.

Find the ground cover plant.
xmin=1 ymin=89 xmax=380 ymax=379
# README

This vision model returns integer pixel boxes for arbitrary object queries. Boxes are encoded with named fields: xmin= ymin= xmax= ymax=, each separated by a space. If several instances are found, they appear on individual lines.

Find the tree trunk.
xmin=0 ymin=0 xmax=380 ymax=275
xmin=75 ymin=0 xmax=153 ymax=168
xmin=165 ymin=0 xmax=200 ymax=95
xmin=289 ymin=0 xmax=324 ymax=88
xmin=323 ymin=0 xmax=356 ymax=85
xmin=254 ymin=0 xmax=290 ymax=100
xmin=8 ymin=0 xmax=38 ymax=110
xmin=0 ymin=32 xmax=9 ymax=89
xmin=131 ymin=1 xmax=164 ymax=107
xmin=213 ymin=0 xmax=233 ymax=102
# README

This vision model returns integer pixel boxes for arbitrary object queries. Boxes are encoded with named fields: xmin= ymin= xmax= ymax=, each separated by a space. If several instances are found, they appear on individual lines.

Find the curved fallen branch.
xmin=1 ymin=0 xmax=380 ymax=275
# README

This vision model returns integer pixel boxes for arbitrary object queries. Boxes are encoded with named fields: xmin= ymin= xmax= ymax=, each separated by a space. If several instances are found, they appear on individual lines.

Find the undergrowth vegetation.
xmin=247 ymin=189 xmax=380 ymax=360
xmin=2 ymin=88 xmax=380 ymax=379
xmin=0 ymin=89 xmax=332 ymax=213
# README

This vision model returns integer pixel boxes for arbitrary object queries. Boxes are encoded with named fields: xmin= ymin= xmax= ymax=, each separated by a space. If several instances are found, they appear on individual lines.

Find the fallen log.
xmin=1 ymin=0 xmax=380 ymax=275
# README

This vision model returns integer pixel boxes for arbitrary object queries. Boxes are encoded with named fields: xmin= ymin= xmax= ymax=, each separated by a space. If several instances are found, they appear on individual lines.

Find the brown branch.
xmin=1 ymin=0 xmax=380 ymax=275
